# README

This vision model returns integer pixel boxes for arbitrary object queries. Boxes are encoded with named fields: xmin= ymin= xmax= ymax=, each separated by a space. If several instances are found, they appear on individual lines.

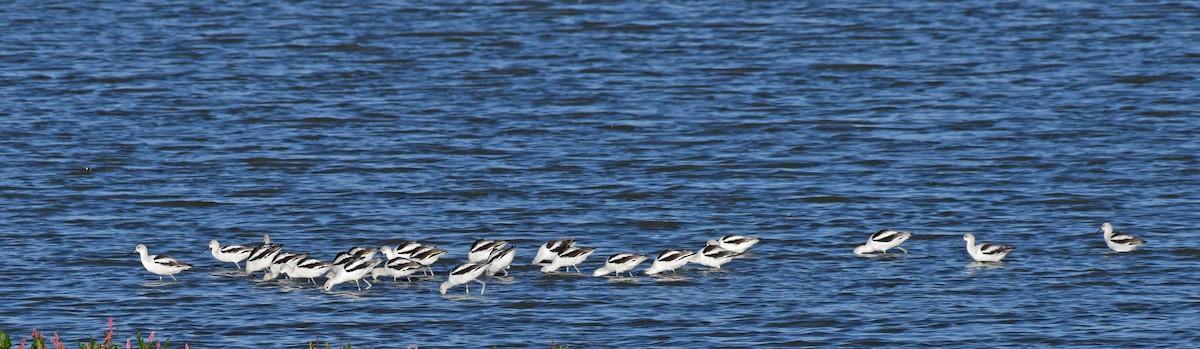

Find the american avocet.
xmin=380 ymin=246 xmax=399 ymax=260
xmin=485 ymin=246 xmax=517 ymax=277
xmin=644 ymin=250 xmax=695 ymax=275
xmin=439 ymin=262 xmax=489 ymax=295
xmin=853 ymin=229 xmax=912 ymax=256
xmin=963 ymin=233 xmax=1014 ymax=262
xmin=208 ymin=240 xmax=252 ymax=269
xmin=592 ymin=253 xmax=648 ymax=277
xmin=408 ymin=246 xmax=447 ymax=276
xmin=324 ymin=258 xmax=382 ymax=291
xmin=469 ymin=239 xmax=509 ymax=264
xmin=245 ymin=243 xmax=283 ymax=276
xmin=690 ymin=244 xmax=740 ymax=269
xmin=532 ymin=238 xmax=575 ymax=265
xmin=332 ymin=247 xmax=378 ymax=267
xmin=540 ymin=246 xmax=595 ymax=273
xmin=1099 ymin=222 xmax=1146 ymax=252
xmin=134 ymin=244 xmax=191 ymax=281
xmin=262 ymin=252 xmax=307 ymax=281
xmin=394 ymin=241 xmax=425 ymax=257
xmin=371 ymin=257 xmax=424 ymax=282
xmin=281 ymin=256 xmax=330 ymax=284
xmin=707 ymin=235 xmax=760 ymax=253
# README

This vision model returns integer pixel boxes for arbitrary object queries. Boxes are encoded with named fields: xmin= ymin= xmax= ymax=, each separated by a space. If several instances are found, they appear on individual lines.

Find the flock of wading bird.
xmin=133 ymin=234 xmax=761 ymax=294
xmin=133 ymin=222 xmax=1145 ymax=294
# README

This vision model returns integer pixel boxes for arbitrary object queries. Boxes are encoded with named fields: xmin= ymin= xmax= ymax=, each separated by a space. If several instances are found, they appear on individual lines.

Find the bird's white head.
xmin=539 ymin=262 xmax=559 ymax=273
xmin=1099 ymin=222 xmax=1113 ymax=236
xmin=963 ymin=233 xmax=975 ymax=242
xmin=134 ymin=244 xmax=147 ymax=254
xmin=262 ymin=234 xmax=271 ymax=244
xmin=208 ymin=240 xmax=219 ymax=249
xmin=592 ymin=267 xmax=610 ymax=277
xmin=438 ymin=281 xmax=452 ymax=295
xmin=852 ymin=244 xmax=874 ymax=255
xmin=322 ymin=278 xmax=335 ymax=292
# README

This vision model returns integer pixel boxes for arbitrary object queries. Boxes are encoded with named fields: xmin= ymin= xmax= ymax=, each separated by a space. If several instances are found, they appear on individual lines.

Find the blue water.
xmin=2 ymin=0 xmax=1198 ymax=347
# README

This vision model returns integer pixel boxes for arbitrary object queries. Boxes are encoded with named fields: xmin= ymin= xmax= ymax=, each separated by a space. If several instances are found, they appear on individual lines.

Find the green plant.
xmin=77 ymin=317 xmax=118 ymax=349
xmin=308 ymin=336 xmax=353 ymax=349
xmin=1 ymin=329 xmax=12 ymax=349
xmin=129 ymin=332 xmax=169 ymax=349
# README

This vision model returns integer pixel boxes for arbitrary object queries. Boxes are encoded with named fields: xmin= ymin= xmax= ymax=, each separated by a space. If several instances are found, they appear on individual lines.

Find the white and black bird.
xmin=532 ymin=238 xmax=576 ymax=265
xmin=707 ymin=235 xmax=760 ymax=254
xmin=1099 ymin=222 xmax=1146 ymax=253
xmin=280 ymin=256 xmax=330 ymax=284
xmin=469 ymin=239 xmax=509 ymax=264
xmin=134 ymin=244 xmax=191 ymax=281
xmin=439 ymin=262 xmax=489 ymax=295
xmin=208 ymin=240 xmax=252 ymax=269
xmin=540 ymin=246 xmax=595 ymax=273
xmin=853 ymin=229 xmax=913 ymax=256
xmin=485 ymin=246 xmax=517 ymax=277
xmin=592 ymin=253 xmax=648 ymax=277
xmin=262 ymin=252 xmax=307 ymax=281
xmin=371 ymin=257 xmax=424 ymax=282
xmin=690 ymin=244 xmax=740 ymax=269
xmin=324 ymin=258 xmax=382 ymax=291
xmin=407 ymin=246 xmax=448 ymax=276
xmin=244 ymin=239 xmax=284 ymax=276
xmin=332 ymin=247 xmax=378 ymax=267
xmin=963 ymin=233 xmax=1014 ymax=262
xmin=644 ymin=250 xmax=695 ymax=275
xmin=393 ymin=241 xmax=425 ymax=257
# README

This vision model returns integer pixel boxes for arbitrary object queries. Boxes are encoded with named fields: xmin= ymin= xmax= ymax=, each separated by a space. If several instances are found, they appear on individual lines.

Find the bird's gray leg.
xmin=898 ymin=246 xmax=909 ymax=254
xmin=476 ymin=280 xmax=487 ymax=294
xmin=235 ymin=262 xmax=242 ymax=269
xmin=363 ymin=279 xmax=372 ymax=290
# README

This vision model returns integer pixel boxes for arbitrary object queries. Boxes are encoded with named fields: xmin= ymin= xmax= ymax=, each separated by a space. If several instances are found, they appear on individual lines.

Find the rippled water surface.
xmin=2 ymin=0 xmax=1199 ymax=347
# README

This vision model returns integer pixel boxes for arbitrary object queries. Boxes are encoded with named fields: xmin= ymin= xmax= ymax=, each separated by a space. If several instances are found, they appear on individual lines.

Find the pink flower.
xmin=147 ymin=332 xmax=156 ymax=343
xmin=126 ymin=339 xmax=131 ymax=349
xmin=51 ymin=332 xmax=65 ymax=349
xmin=105 ymin=318 xmax=116 ymax=343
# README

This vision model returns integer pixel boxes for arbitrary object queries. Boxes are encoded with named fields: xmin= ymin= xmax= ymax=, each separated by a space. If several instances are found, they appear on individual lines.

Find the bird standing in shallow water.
xmin=707 ymin=235 xmax=760 ymax=254
xmin=324 ymin=258 xmax=381 ymax=291
xmin=208 ymin=240 xmax=252 ymax=269
xmin=281 ymin=256 xmax=330 ymax=284
xmin=532 ymin=238 xmax=575 ymax=265
xmin=469 ymin=239 xmax=509 ymax=264
xmin=440 ymin=262 xmax=489 ymax=295
xmin=691 ymin=244 xmax=740 ymax=269
xmin=593 ymin=253 xmax=647 ymax=277
xmin=853 ymin=229 xmax=912 ymax=256
xmin=485 ymin=246 xmax=517 ymax=277
xmin=135 ymin=244 xmax=191 ymax=281
xmin=963 ymin=233 xmax=1014 ymax=262
xmin=1099 ymin=222 xmax=1146 ymax=252
xmin=644 ymin=250 xmax=695 ymax=275
xmin=540 ymin=246 xmax=595 ymax=273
